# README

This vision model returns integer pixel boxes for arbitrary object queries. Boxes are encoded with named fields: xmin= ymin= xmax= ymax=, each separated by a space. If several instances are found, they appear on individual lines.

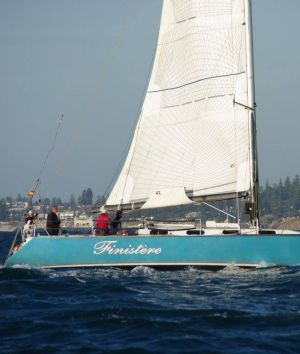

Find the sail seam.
xmin=148 ymin=71 xmax=245 ymax=93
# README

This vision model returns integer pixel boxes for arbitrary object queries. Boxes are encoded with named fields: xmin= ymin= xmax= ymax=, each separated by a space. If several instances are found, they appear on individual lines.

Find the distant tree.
xmin=85 ymin=188 xmax=93 ymax=205
xmin=277 ymin=179 xmax=284 ymax=201
xmin=291 ymin=175 xmax=300 ymax=210
xmin=51 ymin=197 xmax=62 ymax=207
xmin=69 ymin=194 xmax=77 ymax=209
xmin=260 ymin=180 xmax=272 ymax=215
xmin=43 ymin=198 xmax=51 ymax=206
xmin=0 ymin=199 xmax=9 ymax=221
xmin=5 ymin=196 xmax=13 ymax=205
xmin=258 ymin=175 xmax=300 ymax=219
xmin=283 ymin=176 xmax=291 ymax=201
xmin=82 ymin=190 xmax=87 ymax=204
xmin=79 ymin=188 xmax=93 ymax=205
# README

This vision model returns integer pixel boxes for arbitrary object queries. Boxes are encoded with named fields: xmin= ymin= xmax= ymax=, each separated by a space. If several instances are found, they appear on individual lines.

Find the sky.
xmin=0 ymin=0 xmax=300 ymax=201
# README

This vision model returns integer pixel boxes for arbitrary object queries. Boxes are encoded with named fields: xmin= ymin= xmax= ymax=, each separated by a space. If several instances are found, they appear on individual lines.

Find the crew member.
xmin=25 ymin=210 xmax=37 ymax=224
xmin=23 ymin=210 xmax=37 ymax=239
xmin=112 ymin=208 xmax=123 ymax=230
xmin=95 ymin=207 xmax=111 ymax=235
xmin=46 ymin=206 xmax=61 ymax=236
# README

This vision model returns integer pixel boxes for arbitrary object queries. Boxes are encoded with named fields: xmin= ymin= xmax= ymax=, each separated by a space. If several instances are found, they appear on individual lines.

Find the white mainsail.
xmin=106 ymin=0 xmax=256 ymax=210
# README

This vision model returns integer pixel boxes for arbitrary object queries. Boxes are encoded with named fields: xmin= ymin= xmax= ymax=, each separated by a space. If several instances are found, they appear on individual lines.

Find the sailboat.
xmin=5 ymin=0 xmax=300 ymax=269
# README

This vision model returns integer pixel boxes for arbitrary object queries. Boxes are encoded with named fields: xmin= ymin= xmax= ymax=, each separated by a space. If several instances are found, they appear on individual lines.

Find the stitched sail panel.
xmin=106 ymin=0 xmax=253 ymax=208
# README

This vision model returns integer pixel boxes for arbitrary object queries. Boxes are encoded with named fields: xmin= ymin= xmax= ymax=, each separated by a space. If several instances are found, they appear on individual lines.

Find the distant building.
xmin=59 ymin=211 xmax=75 ymax=221
xmin=74 ymin=213 xmax=92 ymax=228
xmin=185 ymin=211 xmax=199 ymax=219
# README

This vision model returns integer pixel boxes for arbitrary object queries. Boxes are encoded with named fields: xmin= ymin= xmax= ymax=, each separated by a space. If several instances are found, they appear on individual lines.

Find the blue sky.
xmin=0 ymin=0 xmax=300 ymax=200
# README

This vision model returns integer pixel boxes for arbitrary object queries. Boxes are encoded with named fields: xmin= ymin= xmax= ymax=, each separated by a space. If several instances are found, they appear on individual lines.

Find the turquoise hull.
xmin=5 ymin=234 xmax=300 ymax=268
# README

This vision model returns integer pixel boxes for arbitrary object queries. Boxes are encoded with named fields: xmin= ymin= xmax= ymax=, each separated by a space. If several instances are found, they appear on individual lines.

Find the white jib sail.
xmin=106 ymin=0 xmax=255 ymax=210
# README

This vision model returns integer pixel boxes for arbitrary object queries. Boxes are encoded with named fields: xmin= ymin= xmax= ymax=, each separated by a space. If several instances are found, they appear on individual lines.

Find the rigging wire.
xmin=38 ymin=114 xmax=64 ymax=186
xmin=32 ymin=114 xmax=64 ymax=200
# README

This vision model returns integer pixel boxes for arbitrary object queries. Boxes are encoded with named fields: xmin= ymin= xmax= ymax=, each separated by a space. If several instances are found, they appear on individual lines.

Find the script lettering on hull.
xmin=93 ymin=241 xmax=162 ymax=255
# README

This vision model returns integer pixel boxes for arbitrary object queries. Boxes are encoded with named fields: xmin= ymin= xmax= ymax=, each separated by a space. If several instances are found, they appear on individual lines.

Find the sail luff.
xmin=105 ymin=1 xmax=166 ymax=209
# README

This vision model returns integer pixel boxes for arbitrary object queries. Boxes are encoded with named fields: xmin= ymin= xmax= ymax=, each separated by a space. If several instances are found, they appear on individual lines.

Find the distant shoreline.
xmin=0 ymin=222 xmax=92 ymax=233
xmin=0 ymin=223 xmax=18 ymax=232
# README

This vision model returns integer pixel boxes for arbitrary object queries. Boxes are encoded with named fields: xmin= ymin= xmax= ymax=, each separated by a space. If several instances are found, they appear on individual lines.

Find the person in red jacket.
xmin=95 ymin=207 xmax=111 ymax=235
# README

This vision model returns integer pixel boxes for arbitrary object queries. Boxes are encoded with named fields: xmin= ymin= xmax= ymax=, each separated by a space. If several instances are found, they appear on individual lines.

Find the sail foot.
xmin=141 ymin=187 xmax=194 ymax=209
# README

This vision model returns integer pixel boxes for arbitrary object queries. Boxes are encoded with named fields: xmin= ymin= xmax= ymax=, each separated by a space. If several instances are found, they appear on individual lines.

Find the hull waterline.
xmin=5 ymin=234 xmax=300 ymax=269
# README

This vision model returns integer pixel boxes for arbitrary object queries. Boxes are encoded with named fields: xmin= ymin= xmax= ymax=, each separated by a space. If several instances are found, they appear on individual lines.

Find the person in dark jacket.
xmin=112 ymin=208 xmax=123 ymax=230
xmin=46 ymin=206 xmax=61 ymax=236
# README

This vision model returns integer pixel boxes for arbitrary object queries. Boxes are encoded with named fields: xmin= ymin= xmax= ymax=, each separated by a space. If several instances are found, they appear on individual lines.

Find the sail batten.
xmin=106 ymin=0 xmax=254 ymax=210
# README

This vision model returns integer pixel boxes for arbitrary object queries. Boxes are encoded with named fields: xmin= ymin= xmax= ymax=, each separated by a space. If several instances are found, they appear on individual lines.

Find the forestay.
xmin=106 ymin=0 xmax=255 ymax=210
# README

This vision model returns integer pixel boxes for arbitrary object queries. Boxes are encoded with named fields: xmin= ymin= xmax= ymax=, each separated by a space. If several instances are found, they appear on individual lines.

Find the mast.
xmin=245 ymin=0 xmax=260 ymax=226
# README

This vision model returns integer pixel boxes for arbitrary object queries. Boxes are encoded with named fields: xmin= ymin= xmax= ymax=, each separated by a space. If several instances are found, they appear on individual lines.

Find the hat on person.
xmin=100 ymin=206 xmax=107 ymax=214
xmin=28 ymin=210 xmax=33 ymax=215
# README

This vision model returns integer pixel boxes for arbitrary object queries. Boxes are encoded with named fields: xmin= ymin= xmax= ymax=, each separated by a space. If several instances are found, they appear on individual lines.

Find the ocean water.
xmin=1 ymin=232 xmax=300 ymax=354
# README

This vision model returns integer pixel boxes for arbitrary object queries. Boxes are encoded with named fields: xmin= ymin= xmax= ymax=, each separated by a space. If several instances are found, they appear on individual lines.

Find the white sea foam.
xmin=11 ymin=264 xmax=35 ymax=269
xmin=131 ymin=265 xmax=156 ymax=275
xmin=220 ymin=264 xmax=247 ymax=273
xmin=256 ymin=261 xmax=272 ymax=268
xmin=75 ymin=277 xmax=87 ymax=283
